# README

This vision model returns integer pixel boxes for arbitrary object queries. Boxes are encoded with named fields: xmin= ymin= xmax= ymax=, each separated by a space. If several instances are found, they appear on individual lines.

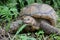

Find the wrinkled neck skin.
xmin=30 ymin=18 xmax=51 ymax=31
xmin=40 ymin=19 xmax=60 ymax=35
xmin=27 ymin=20 xmax=40 ymax=31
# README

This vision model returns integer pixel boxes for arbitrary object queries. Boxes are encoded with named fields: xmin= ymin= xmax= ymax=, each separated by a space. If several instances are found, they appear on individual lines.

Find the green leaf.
xmin=11 ymin=24 xmax=27 ymax=40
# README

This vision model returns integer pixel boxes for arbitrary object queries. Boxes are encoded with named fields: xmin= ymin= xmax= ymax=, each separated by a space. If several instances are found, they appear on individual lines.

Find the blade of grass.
xmin=26 ymin=0 xmax=35 ymax=5
xmin=36 ymin=0 xmax=43 ymax=3
xmin=11 ymin=24 xmax=27 ymax=40
xmin=5 ymin=22 xmax=10 ymax=32
xmin=35 ymin=30 xmax=44 ymax=36
xmin=53 ymin=0 xmax=58 ymax=9
xmin=19 ymin=0 xmax=24 ymax=8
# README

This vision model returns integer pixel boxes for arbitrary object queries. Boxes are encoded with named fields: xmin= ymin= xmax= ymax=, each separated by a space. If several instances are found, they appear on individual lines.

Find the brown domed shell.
xmin=20 ymin=3 xmax=57 ymax=26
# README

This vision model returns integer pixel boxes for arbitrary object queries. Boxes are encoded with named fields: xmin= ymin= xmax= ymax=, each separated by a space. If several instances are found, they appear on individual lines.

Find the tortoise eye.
xmin=24 ymin=18 xmax=30 ymax=21
xmin=26 ymin=18 xmax=30 ymax=21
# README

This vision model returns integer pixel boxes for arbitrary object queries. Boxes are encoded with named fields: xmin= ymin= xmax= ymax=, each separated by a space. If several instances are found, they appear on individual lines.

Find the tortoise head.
xmin=21 ymin=16 xmax=36 ymax=25
xmin=21 ymin=16 xmax=40 ymax=30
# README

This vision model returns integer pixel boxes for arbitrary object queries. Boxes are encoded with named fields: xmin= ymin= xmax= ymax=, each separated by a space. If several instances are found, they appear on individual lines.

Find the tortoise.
xmin=20 ymin=3 xmax=57 ymax=26
xmin=20 ymin=3 xmax=60 ymax=35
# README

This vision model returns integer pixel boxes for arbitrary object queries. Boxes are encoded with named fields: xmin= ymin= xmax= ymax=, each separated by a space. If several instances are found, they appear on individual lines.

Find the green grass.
xmin=0 ymin=0 xmax=60 ymax=40
xmin=11 ymin=24 xmax=27 ymax=40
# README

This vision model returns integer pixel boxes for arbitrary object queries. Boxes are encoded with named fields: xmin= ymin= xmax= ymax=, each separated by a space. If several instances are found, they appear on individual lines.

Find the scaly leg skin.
xmin=9 ymin=20 xmax=23 ymax=33
xmin=40 ymin=20 xmax=60 ymax=35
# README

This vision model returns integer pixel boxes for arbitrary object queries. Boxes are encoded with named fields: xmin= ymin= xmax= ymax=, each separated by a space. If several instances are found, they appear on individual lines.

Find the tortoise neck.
xmin=38 ymin=19 xmax=51 ymax=25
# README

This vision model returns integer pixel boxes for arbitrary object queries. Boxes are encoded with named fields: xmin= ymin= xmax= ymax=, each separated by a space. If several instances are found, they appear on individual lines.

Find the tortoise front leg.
xmin=40 ymin=20 xmax=60 ymax=35
xmin=9 ymin=20 xmax=23 ymax=33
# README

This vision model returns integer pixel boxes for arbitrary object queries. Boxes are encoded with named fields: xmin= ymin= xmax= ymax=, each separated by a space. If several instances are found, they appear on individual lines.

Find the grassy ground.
xmin=0 ymin=0 xmax=60 ymax=40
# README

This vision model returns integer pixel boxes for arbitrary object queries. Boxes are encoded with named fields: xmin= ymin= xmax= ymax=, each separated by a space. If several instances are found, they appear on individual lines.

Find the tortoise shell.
xmin=20 ymin=3 xmax=57 ymax=26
